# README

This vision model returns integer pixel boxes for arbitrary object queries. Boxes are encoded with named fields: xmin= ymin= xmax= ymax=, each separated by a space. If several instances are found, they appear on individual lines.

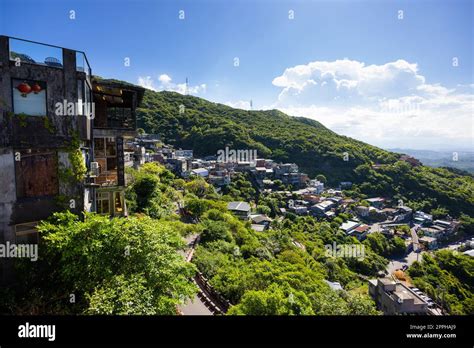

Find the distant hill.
xmin=137 ymin=90 xmax=398 ymax=180
xmin=133 ymin=87 xmax=474 ymax=217
xmin=388 ymin=148 xmax=474 ymax=174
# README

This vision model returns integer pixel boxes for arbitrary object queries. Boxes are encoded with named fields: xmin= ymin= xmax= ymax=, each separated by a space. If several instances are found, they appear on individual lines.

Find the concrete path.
xmin=178 ymin=233 xmax=213 ymax=316
xmin=180 ymin=294 xmax=213 ymax=315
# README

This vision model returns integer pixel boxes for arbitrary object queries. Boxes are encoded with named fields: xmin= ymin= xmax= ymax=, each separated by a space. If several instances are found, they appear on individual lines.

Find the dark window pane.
xmin=107 ymin=157 xmax=117 ymax=171
xmin=94 ymin=138 xmax=105 ymax=157
xmin=101 ymin=198 xmax=109 ymax=214
xmin=106 ymin=138 xmax=116 ymax=156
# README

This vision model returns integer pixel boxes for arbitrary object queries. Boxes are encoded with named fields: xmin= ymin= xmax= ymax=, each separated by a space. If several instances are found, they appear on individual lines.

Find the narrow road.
xmin=180 ymin=293 xmax=213 ymax=315
xmin=178 ymin=234 xmax=213 ymax=316
xmin=411 ymin=227 xmax=420 ymax=251
xmin=386 ymin=250 xmax=424 ymax=275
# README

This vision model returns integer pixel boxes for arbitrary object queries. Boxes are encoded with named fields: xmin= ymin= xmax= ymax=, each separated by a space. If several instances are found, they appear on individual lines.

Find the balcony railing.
xmin=8 ymin=37 xmax=91 ymax=76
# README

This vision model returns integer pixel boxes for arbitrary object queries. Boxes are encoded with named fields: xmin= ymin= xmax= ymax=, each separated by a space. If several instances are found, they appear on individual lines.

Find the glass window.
xmin=96 ymin=192 xmax=110 ymax=214
xmin=12 ymin=79 xmax=47 ymax=117
xmin=9 ymin=38 xmax=63 ymax=68
xmin=101 ymin=199 xmax=110 ymax=214
xmin=107 ymin=157 xmax=117 ymax=171
xmin=94 ymin=138 xmax=105 ymax=157
xmin=106 ymin=138 xmax=116 ymax=156
xmin=94 ymin=136 xmax=118 ymax=186
xmin=114 ymin=192 xmax=123 ymax=214
xmin=97 ymin=158 xmax=106 ymax=174
xmin=77 ymin=80 xmax=84 ymax=116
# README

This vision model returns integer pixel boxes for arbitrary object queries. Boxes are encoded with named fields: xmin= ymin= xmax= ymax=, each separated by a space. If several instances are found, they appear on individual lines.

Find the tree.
xmin=185 ymin=177 xmax=213 ymax=198
xmin=408 ymin=250 xmax=474 ymax=314
xmin=431 ymin=207 xmax=448 ymax=219
xmin=185 ymin=197 xmax=211 ymax=219
xmin=315 ymin=174 xmax=327 ymax=184
xmin=256 ymin=205 xmax=271 ymax=215
xmin=459 ymin=213 xmax=474 ymax=236
xmin=15 ymin=212 xmax=198 ymax=315
xmin=200 ymin=220 xmax=233 ymax=244
xmin=345 ymin=293 xmax=380 ymax=315
xmin=227 ymin=284 xmax=314 ymax=315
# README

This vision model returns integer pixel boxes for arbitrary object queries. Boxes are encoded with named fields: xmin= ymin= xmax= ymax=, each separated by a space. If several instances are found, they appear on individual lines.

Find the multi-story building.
xmin=0 ymin=36 xmax=144 ymax=283
xmin=308 ymin=179 xmax=325 ymax=194
xmin=174 ymin=149 xmax=193 ymax=159
xmin=274 ymin=163 xmax=298 ymax=177
xmin=91 ymin=77 xmax=144 ymax=216
xmin=0 ymin=36 xmax=94 ymax=283
xmin=368 ymin=278 xmax=429 ymax=315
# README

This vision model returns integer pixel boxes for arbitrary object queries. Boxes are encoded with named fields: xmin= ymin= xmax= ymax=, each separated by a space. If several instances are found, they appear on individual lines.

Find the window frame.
xmin=11 ymin=78 xmax=48 ymax=117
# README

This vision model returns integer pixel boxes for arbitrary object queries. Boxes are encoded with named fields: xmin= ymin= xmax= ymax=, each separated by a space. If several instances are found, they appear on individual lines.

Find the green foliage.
xmin=459 ymin=213 xmax=474 ymax=236
xmin=58 ymin=134 xmax=87 ymax=184
xmin=221 ymin=173 xmax=256 ymax=202
xmin=192 ymin=208 xmax=380 ymax=315
xmin=42 ymin=116 xmax=56 ymax=134
xmin=126 ymin=163 xmax=178 ymax=218
xmin=16 ymin=113 xmax=28 ymax=127
xmin=408 ymin=250 xmax=474 ymax=314
xmin=315 ymin=174 xmax=327 ymax=183
xmin=10 ymin=211 xmax=197 ymax=315
xmin=363 ymin=233 xmax=406 ymax=258
xmin=184 ymin=177 xmax=213 ymax=198
xmin=135 ymin=89 xmax=473 ymax=217
xmin=85 ymin=274 xmax=159 ymax=315
xmin=200 ymin=220 xmax=234 ymax=244
xmin=228 ymin=284 xmax=314 ymax=315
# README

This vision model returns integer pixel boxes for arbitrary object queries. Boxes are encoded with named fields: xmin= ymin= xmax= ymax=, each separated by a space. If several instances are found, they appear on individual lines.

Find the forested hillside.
xmin=137 ymin=89 xmax=474 ymax=217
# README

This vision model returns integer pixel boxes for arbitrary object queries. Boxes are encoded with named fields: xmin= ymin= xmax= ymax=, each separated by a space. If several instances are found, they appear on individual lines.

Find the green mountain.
xmin=137 ymin=89 xmax=474 ymax=217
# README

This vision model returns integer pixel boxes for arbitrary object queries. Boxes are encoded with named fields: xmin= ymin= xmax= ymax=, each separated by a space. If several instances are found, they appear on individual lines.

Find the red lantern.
xmin=31 ymin=83 xmax=42 ymax=94
xmin=16 ymin=82 xmax=32 ymax=97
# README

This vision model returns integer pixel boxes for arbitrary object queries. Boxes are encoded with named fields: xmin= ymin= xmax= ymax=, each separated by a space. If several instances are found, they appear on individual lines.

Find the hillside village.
xmin=1 ymin=36 xmax=472 ymax=317
xmin=129 ymin=134 xmax=461 ymax=251
xmin=125 ymin=133 xmax=472 ymax=315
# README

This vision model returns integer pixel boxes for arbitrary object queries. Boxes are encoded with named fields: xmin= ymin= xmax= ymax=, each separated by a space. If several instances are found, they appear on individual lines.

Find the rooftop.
xmin=392 ymin=283 xmax=426 ymax=305
xmin=4 ymin=35 xmax=91 ymax=76
xmin=341 ymin=220 xmax=361 ymax=232
xmin=227 ymin=201 xmax=251 ymax=212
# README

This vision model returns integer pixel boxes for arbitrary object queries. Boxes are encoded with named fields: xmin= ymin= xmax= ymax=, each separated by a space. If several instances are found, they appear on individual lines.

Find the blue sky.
xmin=1 ymin=0 xmax=473 ymax=150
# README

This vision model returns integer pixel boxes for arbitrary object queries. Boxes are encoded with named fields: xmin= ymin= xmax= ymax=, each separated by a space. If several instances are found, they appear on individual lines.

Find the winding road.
xmin=178 ymin=234 xmax=225 ymax=315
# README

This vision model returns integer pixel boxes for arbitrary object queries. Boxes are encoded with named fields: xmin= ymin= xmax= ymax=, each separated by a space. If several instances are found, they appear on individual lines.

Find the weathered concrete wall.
xmin=0 ymin=36 xmax=91 ymax=240
xmin=0 ymin=149 xmax=16 ymax=284
xmin=0 ymin=149 xmax=16 ymax=239
xmin=0 ymin=37 xmax=89 ymax=149
xmin=0 ymin=36 xmax=94 ymax=285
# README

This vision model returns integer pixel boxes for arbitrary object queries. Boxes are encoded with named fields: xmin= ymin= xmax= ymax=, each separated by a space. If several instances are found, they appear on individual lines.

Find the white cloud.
xmin=272 ymin=59 xmax=473 ymax=150
xmin=158 ymin=74 xmax=172 ymax=84
xmin=137 ymin=76 xmax=156 ymax=91
xmin=137 ymin=74 xmax=206 ymax=95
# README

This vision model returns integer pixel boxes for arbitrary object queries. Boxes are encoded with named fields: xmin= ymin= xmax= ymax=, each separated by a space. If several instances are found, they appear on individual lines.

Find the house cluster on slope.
xmin=128 ymin=142 xmax=311 ymax=191
xmin=129 ymin=132 xmax=461 ymax=250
